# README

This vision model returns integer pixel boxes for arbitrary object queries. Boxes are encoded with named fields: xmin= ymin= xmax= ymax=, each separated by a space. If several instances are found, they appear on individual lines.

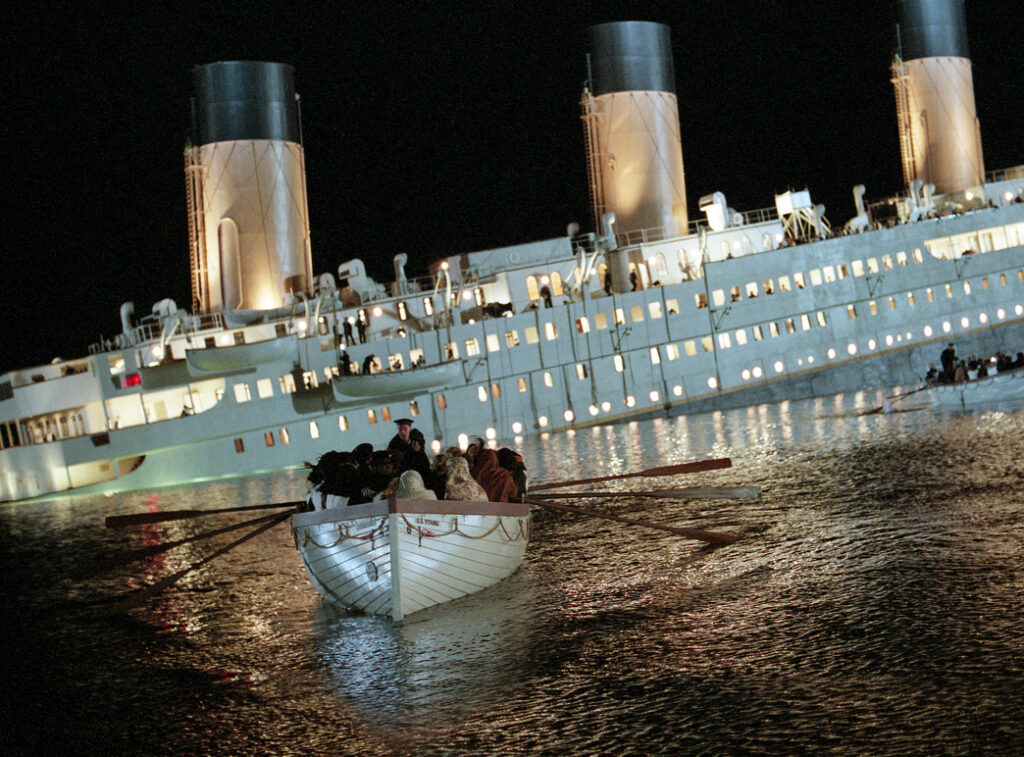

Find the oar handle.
xmin=105 ymin=501 xmax=304 ymax=528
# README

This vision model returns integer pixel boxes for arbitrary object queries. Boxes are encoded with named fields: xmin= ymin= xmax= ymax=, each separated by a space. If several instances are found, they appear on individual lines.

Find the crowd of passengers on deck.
xmin=303 ymin=418 xmax=527 ymax=510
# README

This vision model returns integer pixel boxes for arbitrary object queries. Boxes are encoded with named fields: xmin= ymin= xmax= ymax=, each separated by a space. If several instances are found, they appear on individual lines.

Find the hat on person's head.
xmin=409 ymin=428 xmax=425 ymax=443
xmin=371 ymin=450 xmax=395 ymax=467
xmin=394 ymin=418 xmax=414 ymax=425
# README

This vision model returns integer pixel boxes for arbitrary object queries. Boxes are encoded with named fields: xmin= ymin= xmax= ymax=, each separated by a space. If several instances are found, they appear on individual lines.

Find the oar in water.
xmin=112 ymin=510 xmax=293 ymax=611
xmin=105 ymin=500 xmax=304 ymax=528
xmin=72 ymin=512 xmax=288 ymax=580
xmin=530 ymin=457 xmax=732 ymax=492
xmin=860 ymin=384 xmax=932 ymax=415
xmin=524 ymin=496 xmax=739 ymax=546
xmin=535 ymin=485 xmax=761 ymax=500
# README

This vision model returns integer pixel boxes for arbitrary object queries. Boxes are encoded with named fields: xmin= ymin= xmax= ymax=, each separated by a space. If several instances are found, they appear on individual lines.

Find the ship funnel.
xmin=186 ymin=61 xmax=314 ymax=313
xmin=581 ymin=22 xmax=688 ymax=243
xmin=891 ymin=0 xmax=984 ymax=199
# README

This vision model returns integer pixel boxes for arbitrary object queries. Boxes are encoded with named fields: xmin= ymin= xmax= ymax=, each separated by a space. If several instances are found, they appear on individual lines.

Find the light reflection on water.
xmin=3 ymin=390 xmax=1024 ymax=755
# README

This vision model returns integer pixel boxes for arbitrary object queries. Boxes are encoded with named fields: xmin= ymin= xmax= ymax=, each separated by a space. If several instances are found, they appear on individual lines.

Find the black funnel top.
xmin=897 ymin=0 xmax=970 ymax=60
xmin=191 ymin=61 xmax=300 ymax=145
xmin=586 ymin=21 xmax=676 ymax=96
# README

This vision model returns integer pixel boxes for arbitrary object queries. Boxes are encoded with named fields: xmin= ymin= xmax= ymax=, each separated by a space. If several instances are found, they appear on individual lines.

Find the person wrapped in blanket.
xmin=305 ymin=436 xmax=526 ymax=509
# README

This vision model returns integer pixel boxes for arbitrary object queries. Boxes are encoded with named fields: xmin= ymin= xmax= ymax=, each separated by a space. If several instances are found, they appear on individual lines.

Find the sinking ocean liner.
xmin=1 ymin=0 xmax=1022 ymax=502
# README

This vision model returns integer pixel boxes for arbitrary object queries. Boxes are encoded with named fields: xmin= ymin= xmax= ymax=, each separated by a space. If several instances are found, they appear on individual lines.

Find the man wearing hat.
xmin=387 ymin=418 xmax=416 ymax=465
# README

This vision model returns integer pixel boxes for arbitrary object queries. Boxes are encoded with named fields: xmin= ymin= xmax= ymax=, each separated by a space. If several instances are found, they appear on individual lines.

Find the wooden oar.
xmin=105 ymin=500 xmax=304 ymax=528
xmin=112 ymin=511 xmax=293 ymax=611
xmin=72 ymin=512 xmax=287 ymax=580
xmin=860 ymin=384 xmax=931 ymax=415
xmin=530 ymin=457 xmax=732 ymax=492
xmin=536 ymin=486 xmax=761 ymax=500
xmin=525 ymin=496 xmax=738 ymax=546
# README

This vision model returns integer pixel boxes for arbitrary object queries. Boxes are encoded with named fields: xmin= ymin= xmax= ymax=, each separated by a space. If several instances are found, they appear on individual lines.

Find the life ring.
xmin=508 ymin=251 xmax=520 ymax=264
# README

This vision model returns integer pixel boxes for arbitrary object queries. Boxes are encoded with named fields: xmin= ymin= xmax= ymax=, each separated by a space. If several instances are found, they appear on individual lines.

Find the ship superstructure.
xmin=1 ymin=2 xmax=1022 ymax=502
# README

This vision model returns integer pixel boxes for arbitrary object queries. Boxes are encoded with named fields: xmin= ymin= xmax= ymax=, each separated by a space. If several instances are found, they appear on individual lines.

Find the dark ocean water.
xmin=3 ymin=387 xmax=1024 ymax=756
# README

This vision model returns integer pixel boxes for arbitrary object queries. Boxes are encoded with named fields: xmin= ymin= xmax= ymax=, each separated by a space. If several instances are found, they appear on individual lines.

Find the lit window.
xmin=867 ymin=258 xmax=879 ymax=273
xmin=696 ymin=293 xmax=708 ymax=309
xmin=444 ymin=342 xmax=459 ymax=359
xmin=665 ymin=298 xmax=679 ymax=313
xmin=524 ymin=327 xmax=539 ymax=344
xmin=800 ymin=314 xmax=812 ymax=331
xmin=809 ymin=269 xmax=822 ymax=286
xmin=544 ymin=372 xmax=554 ymax=387
xmin=794 ymin=273 xmax=806 ymax=289
xmin=517 ymin=377 xmax=528 ymax=393
xmin=982 ymin=277 xmax=989 ymax=290
xmin=381 ymin=407 xmax=391 ymax=422
xmin=492 ymin=383 xmax=501 ymax=398
xmin=778 ymin=275 xmax=791 ymax=291
xmin=963 ymin=281 xmax=972 ymax=295
xmin=648 ymin=302 xmax=662 ymax=319
xmin=478 ymin=386 xmax=487 ymax=402
xmin=234 ymin=438 xmax=244 ymax=453
xmin=666 ymin=343 xmax=680 ymax=360
xmin=769 ymin=322 xmax=780 ymax=337
xmin=595 ymin=313 xmax=608 ymax=329
xmin=852 ymin=260 xmax=864 ymax=276
xmin=338 ymin=416 xmax=348 ymax=431
xmin=233 ymin=383 xmax=252 ymax=403
xmin=397 ymin=302 xmax=408 ymax=321
xmin=816 ymin=311 xmax=827 ymax=327
xmin=505 ymin=330 xmax=520 ymax=347
xmin=613 ymin=355 xmax=625 ymax=372
xmin=882 ymin=255 xmax=893 ymax=270
xmin=926 ymin=288 xmax=934 ymax=302
xmin=423 ymin=297 xmax=434 ymax=316
xmin=753 ymin=325 xmax=764 ymax=341
xmin=823 ymin=266 xmax=836 ymax=283
xmin=309 ymin=421 xmax=320 ymax=439
xmin=545 ymin=322 xmax=558 ymax=340
xmin=576 ymin=317 xmax=590 ymax=333
xmin=614 ymin=309 xmax=626 ymax=325
xmin=712 ymin=289 xmax=726 ymax=306
xmin=718 ymin=333 xmax=732 ymax=349
xmin=888 ymin=297 xmax=896 ymax=310
xmin=896 ymin=251 xmax=908 ymax=266
xmin=257 ymin=378 xmax=274 ymax=398
xmin=785 ymin=318 xmax=796 ymax=334
xmin=684 ymin=340 xmax=697 ymax=356
xmin=437 ymin=394 xmax=447 ymax=410
xmin=280 ymin=428 xmax=290 ymax=444
xmin=907 ymin=293 xmax=916 ymax=306
xmin=409 ymin=400 xmax=419 ymax=416
xmin=265 ymin=431 xmax=275 ymax=447
xmin=576 ymin=364 xmax=588 ymax=380
xmin=945 ymin=284 xmax=954 ymax=298
xmin=526 ymin=276 xmax=540 ymax=301
xmin=486 ymin=334 xmax=500 ymax=352
xmin=650 ymin=347 xmax=661 ymax=364
xmin=465 ymin=339 xmax=480 ymax=356
xmin=701 ymin=336 xmax=714 ymax=352
xmin=551 ymin=272 xmax=564 ymax=296
xmin=367 ymin=410 xmax=377 ymax=424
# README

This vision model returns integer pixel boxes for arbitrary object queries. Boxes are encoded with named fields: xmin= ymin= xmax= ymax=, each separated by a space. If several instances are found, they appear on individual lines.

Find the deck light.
xmin=847 ymin=344 xmax=857 ymax=355
xmin=600 ymin=401 xmax=612 ymax=412
xmin=563 ymin=410 xmax=574 ymax=422
xmin=672 ymin=385 xmax=683 ymax=396
xmin=707 ymin=377 xmax=718 ymax=389
xmin=774 ymin=361 xmax=784 ymax=372
xmin=625 ymin=395 xmax=636 ymax=407
xmin=588 ymin=404 xmax=599 ymax=416
xmin=512 ymin=421 xmax=523 ymax=434
xmin=649 ymin=390 xmax=660 ymax=402
xmin=537 ymin=415 xmax=549 ymax=427
xmin=485 ymin=427 xmax=496 ymax=440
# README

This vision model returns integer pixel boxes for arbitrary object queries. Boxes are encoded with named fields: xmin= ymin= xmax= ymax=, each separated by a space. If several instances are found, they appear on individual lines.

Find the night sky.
xmin=4 ymin=1 xmax=1021 ymax=370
